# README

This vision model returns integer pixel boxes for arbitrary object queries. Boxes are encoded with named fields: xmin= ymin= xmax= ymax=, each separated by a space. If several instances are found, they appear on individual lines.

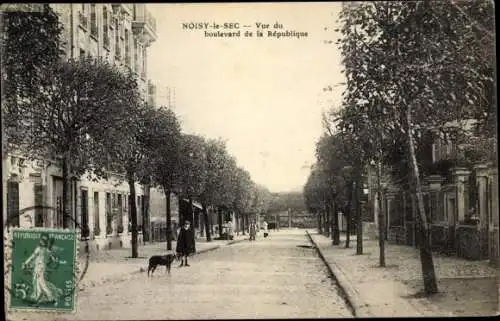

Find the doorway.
xmin=7 ymin=179 xmax=20 ymax=227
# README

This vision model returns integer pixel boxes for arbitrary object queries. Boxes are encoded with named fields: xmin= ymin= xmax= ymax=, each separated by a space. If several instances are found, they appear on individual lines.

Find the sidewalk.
xmin=77 ymin=235 xmax=246 ymax=290
xmin=307 ymin=231 xmax=498 ymax=317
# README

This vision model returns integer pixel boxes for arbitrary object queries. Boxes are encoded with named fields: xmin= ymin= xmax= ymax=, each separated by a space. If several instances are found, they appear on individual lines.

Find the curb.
xmin=226 ymin=238 xmax=247 ymax=246
xmin=197 ymin=245 xmax=221 ymax=254
xmin=306 ymin=230 xmax=372 ymax=318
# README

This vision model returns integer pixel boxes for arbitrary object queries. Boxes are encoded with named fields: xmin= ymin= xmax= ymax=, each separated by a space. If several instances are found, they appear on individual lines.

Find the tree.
xmin=148 ymin=107 xmax=182 ymax=251
xmin=304 ymin=167 xmax=324 ymax=233
xmin=101 ymin=96 xmax=167 ymax=258
xmin=218 ymin=154 xmax=238 ymax=236
xmin=2 ymin=5 xmax=64 ymax=157
xmin=315 ymin=133 xmax=355 ymax=245
xmin=199 ymin=138 xmax=234 ymax=239
xmin=178 ymin=134 xmax=207 ymax=238
xmin=13 ymin=55 xmax=139 ymax=231
xmin=336 ymin=0 xmax=495 ymax=294
xmin=231 ymin=167 xmax=253 ymax=235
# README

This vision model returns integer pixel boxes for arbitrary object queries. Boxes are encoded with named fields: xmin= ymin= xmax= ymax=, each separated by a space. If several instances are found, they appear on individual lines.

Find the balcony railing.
xmin=132 ymin=5 xmax=156 ymax=41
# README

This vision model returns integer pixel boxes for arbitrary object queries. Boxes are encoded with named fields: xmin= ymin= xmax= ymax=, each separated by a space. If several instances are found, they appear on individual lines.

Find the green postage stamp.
xmin=6 ymin=228 xmax=78 ymax=313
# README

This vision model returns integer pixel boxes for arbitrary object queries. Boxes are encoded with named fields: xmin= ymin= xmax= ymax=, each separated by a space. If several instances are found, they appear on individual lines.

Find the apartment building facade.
xmin=3 ymin=4 xmax=172 ymax=251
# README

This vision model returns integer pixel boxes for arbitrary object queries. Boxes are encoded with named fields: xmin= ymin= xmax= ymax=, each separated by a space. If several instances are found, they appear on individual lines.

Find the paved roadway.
xmin=8 ymin=229 xmax=353 ymax=320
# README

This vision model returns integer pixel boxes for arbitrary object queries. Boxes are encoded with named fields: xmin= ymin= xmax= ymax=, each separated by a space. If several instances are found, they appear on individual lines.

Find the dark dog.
xmin=148 ymin=254 xmax=178 ymax=277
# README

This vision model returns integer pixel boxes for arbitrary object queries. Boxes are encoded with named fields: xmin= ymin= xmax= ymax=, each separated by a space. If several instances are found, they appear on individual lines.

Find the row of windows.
xmin=78 ymin=4 xmax=146 ymax=77
xmin=81 ymin=189 xmax=145 ymax=237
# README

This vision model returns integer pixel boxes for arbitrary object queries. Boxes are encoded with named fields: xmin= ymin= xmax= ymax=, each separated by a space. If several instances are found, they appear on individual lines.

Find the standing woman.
xmin=263 ymin=221 xmax=269 ymax=238
xmin=249 ymin=220 xmax=257 ymax=241
xmin=176 ymin=220 xmax=196 ymax=267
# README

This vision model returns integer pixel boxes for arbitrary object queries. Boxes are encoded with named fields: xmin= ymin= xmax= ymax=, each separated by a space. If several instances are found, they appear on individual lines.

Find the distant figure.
xmin=176 ymin=220 xmax=196 ymax=267
xmin=226 ymin=220 xmax=234 ymax=240
xmin=249 ymin=220 xmax=257 ymax=241
xmin=263 ymin=221 xmax=269 ymax=238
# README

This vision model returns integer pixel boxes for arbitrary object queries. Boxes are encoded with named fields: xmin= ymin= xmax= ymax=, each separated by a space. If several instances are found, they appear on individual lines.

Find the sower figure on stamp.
xmin=176 ymin=220 xmax=196 ymax=267
xmin=21 ymin=233 xmax=63 ymax=304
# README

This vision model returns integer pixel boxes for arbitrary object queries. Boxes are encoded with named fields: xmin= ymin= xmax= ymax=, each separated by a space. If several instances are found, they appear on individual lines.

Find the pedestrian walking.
xmin=249 ymin=220 xmax=257 ymax=241
xmin=263 ymin=221 xmax=269 ymax=238
xmin=227 ymin=220 xmax=234 ymax=240
xmin=176 ymin=220 xmax=196 ymax=267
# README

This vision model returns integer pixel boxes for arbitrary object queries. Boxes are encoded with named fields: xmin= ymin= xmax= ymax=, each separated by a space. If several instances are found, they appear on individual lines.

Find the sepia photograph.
xmin=1 ymin=1 xmax=498 ymax=319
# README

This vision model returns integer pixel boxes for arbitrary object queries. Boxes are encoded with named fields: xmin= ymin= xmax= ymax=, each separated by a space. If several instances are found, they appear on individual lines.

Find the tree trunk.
xmin=322 ymin=210 xmax=326 ymax=236
xmin=325 ymin=203 xmax=331 ymax=237
xmin=188 ymin=198 xmax=195 ymax=231
xmin=165 ymin=189 xmax=172 ymax=251
xmin=242 ymin=212 xmax=246 ymax=235
xmin=202 ymin=203 xmax=212 ymax=242
xmin=128 ymin=173 xmax=138 ymax=258
xmin=330 ymin=205 xmax=334 ymax=242
xmin=406 ymin=106 xmax=438 ymax=294
xmin=355 ymin=168 xmax=363 ymax=255
xmin=346 ymin=181 xmax=355 ymax=249
xmin=62 ymin=155 xmax=71 ymax=228
xmin=235 ymin=211 xmax=238 ymax=232
xmin=217 ymin=206 xmax=223 ymax=238
xmin=143 ymin=184 xmax=150 ymax=243
xmin=318 ymin=211 xmax=322 ymax=233
xmin=200 ymin=209 xmax=205 ymax=237
xmin=332 ymin=201 xmax=340 ymax=245
xmin=376 ymin=161 xmax=386 ymax=267
xmin=330 ymin=201 xmax=335 ymax=243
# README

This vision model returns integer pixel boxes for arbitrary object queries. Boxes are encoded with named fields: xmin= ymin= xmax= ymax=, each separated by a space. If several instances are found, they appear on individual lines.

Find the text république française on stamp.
xmin=6 ymin=228 xmax=78 ymax=313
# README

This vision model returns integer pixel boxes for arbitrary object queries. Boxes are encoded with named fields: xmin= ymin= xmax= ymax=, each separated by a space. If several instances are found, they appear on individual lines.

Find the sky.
xmin=148 ymin=3 xmax=345 ymax=193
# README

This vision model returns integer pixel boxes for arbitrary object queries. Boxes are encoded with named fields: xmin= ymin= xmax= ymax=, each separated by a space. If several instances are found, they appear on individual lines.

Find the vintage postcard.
xmin=2 ymin=2 xmax=498 ymax=320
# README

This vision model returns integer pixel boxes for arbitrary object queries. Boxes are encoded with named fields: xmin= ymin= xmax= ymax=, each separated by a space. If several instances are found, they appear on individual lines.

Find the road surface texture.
xmin=7 ymin=229 xmax=353 ymax=320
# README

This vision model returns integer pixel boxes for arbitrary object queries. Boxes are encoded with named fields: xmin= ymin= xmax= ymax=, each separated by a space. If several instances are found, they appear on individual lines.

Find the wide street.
xmin=9 ymin=229 xmax=353 ymax=320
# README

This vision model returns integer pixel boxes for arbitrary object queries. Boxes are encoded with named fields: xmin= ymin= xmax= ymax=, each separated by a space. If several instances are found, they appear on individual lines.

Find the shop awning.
xmin=183 ymin=199 xmax=203 ymax=210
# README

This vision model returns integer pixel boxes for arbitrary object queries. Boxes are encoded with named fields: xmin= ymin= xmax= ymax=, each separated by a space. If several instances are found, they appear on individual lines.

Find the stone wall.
xmin=430 ymin=224 xmax=450 ymax=253
xmin=455 ymin=225 xmax=481 ymax=260
xmin=489 ymin=229 xmax=499 ymax=267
